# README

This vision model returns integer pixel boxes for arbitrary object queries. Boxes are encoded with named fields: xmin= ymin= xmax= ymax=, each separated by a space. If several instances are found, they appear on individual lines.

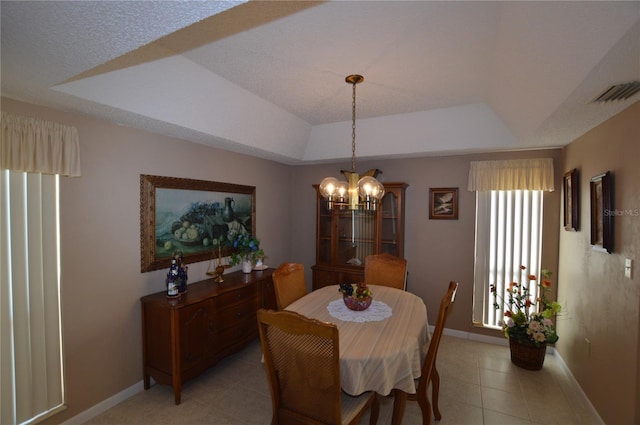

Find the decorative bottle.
xmin=166 ymin=258 xmax=179 ymax=297
xmin=177 ymin=264 xmax=188 ymax=293
xmin=171 ymin=251 xmax=188 ymax=294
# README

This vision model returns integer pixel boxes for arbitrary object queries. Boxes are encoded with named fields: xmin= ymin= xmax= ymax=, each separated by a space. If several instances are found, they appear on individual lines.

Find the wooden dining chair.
xmin=257 ymin=309 xmax=380 ymax=425
xmin=272 ymin=262 xmax=308 ymax=310
xmin=364 ymin=253 xmax=408 ymax=290
xmin=408 ymin=281 xmax=458 ymax=425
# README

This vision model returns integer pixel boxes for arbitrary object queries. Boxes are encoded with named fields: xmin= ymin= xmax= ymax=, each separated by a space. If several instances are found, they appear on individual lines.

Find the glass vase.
xmin=241 ymin=258 xmax=253 ymax=273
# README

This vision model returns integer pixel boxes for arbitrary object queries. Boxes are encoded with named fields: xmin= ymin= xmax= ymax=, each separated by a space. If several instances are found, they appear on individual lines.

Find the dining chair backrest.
xmin=272 ymin=262 xmax=308 ymax=310
xmin=364 ymin=253 xmax=408 ymax=290
xmin=257 ymin=309 xmax=379 ymax=425
xmin=409 ymin=281 xmax=458 ymax=425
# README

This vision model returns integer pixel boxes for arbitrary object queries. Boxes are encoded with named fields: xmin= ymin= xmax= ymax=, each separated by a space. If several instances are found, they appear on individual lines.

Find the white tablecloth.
xmin=286 ymin=285 xmax=430 ymax=396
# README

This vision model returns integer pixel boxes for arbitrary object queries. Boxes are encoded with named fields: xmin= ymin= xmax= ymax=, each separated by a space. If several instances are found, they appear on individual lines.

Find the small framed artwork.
xmin=563 ymin=169 xmax=579 ymax=231
xmin=429 ymin=187 xmax=458 ymax=220
xmin=590 ymin=171 xmax=613 ymax=253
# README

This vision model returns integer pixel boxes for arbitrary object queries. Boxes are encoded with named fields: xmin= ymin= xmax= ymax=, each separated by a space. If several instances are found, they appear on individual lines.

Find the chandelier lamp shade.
xmin=319 ymin=75 xmax=385 ymax=210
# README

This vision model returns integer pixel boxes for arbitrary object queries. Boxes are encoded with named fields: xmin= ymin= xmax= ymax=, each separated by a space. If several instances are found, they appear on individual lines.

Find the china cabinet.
xmin=140 ymin=269 xmax=275 ymax=404
xmin=312 ymin=182 xmax=407 ymax=289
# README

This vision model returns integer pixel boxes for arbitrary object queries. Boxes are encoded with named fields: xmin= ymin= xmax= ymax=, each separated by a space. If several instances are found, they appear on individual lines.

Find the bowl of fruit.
xmin=339 ymin=283 xmax=373 ymax=311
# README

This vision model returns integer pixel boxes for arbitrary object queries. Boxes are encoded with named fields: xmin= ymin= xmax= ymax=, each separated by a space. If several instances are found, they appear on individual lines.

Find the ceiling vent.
xmin=592 ymin=81 xmax=640 ymax=103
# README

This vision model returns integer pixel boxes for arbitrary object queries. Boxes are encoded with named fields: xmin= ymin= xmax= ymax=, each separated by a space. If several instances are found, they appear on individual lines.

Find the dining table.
xmin=285 ymin=284 xmax=430 ymax=425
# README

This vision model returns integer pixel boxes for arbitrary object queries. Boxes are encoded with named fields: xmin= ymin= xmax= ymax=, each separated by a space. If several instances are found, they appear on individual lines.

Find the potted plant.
xmin=491 ymin=266 xmax=562 ymax=370
xmin=229 ymin=233 xmax=263 ymax=273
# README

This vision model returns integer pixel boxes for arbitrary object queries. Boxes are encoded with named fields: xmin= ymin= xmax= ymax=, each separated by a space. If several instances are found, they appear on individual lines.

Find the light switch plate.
xmin=625 ymin=258 xmax=632 ymax=279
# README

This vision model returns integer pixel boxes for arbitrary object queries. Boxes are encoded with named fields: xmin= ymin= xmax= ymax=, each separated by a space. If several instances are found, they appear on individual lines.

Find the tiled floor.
xmin=85 ymin=335 xmax=601 ymax=424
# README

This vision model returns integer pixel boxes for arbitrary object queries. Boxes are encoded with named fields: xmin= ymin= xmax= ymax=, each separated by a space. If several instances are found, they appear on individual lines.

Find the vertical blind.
xmin=472 ymin=190 xmax=543 ymax=328
xmin=1 ymin=171 xmax=65 ymax=424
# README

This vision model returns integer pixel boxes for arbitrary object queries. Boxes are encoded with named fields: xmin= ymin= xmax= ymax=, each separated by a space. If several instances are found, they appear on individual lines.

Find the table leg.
xmin=391 ymin=389 xmax=407 ymax=425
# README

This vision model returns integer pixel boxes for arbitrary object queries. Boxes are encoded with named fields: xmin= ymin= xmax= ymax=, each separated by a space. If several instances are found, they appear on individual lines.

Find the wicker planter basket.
xmin=509 ymin=337 xmax=547 ymax=370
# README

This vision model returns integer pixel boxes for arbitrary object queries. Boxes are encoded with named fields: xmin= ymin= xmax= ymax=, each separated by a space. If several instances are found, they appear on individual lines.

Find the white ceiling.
xmin=1 ymin=1 xmax=639 ymax=165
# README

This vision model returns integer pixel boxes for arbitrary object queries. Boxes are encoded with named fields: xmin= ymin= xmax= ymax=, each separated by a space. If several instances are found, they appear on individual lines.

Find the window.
xmin=2 ymin=111 xmax=79 ymax=424
xmin=1 ymin=171 xmax=65 ymax=425
xmin=472 ymin=190 xmax=544 ymax=329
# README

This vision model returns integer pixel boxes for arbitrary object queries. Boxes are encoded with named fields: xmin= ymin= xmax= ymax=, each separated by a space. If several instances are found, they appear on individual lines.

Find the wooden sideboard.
xmin=140 ymin=269 xmax=275 ymax=404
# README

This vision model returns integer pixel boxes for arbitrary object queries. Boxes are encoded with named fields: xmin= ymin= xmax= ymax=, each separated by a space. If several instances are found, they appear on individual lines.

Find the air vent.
xmin=592 ymin=81 xmax=640 ymax=103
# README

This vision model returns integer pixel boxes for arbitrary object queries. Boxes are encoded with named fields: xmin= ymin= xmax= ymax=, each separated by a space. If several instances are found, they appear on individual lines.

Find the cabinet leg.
xmin=173 ymin=384 xmax=181 ymax=405
xmin=143 ymin=374 xmax=150 ymax=390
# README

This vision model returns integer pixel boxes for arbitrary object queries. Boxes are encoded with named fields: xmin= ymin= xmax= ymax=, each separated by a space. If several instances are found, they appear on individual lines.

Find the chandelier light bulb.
xmin=336 ymin=181 xmax=349 ymax=199
xmin=319 ymin=177 xmax=339 ymax=198
xmin=358 ymin=176 xmax=385 ymax=199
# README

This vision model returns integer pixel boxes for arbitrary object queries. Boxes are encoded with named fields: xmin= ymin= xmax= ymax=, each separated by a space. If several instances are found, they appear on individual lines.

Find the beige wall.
xmin=558 ymin=101 xmax=640 ymax=425
xmin=2 ymin=97 xmax=294 ymax=424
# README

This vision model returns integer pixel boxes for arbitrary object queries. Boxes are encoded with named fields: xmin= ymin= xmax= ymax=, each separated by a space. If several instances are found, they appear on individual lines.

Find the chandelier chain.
xmin=351 ymin=80 xmax=357 ymax=172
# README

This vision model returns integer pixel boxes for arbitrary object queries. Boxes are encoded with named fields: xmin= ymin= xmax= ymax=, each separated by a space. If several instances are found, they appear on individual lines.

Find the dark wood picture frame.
xmin=590 ymin=171 xmax=613 ymax=253
xmin=140 ymin=175 xmax=256 ymax=272
xmin=429 ymin=187 xmax=458 ymax=220
xmin=563 ymin=169 xmax=579 ymax=231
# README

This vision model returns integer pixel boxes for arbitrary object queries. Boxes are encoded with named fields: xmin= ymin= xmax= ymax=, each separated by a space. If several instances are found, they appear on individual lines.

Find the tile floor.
xmin=85 ymin=335 xmax=602 ymax=424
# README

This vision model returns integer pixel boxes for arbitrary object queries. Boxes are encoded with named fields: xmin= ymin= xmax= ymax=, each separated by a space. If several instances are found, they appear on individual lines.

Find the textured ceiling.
xmin=1 ymin=1 xmax=639 ymax=165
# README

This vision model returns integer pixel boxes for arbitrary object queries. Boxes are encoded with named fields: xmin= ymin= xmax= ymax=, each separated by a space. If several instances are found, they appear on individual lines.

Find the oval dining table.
xmin=285 ymin=284 xmax=430 ymax=425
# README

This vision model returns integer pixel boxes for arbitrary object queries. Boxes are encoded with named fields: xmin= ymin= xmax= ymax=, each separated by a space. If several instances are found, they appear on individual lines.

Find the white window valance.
xmin=468 ymin=158 xmax=554 ymax=192
xmin=1 ymin=112 xmax=81 ymax=177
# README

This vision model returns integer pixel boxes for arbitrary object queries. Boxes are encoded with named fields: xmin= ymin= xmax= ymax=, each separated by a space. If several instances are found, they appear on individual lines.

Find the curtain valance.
xmin=1 ymin=111 xmax=81 ymax=177
xmin=468 ymin=158 xmax=554 ymax=192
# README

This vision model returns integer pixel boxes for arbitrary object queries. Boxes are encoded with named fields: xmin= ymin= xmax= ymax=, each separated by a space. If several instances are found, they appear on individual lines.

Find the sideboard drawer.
xmin=215 ymin=284 xmax=258 ymax=307
xmin=213 ymin=295 xmax=261 ymax=332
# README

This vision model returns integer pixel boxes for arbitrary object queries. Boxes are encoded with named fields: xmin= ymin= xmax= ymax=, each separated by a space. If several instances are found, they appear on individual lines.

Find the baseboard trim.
xmin=553 ymin=350 xmax=605 ymax=425
xmin=434 ymin=325 xmax=555 ymax=352
xmin=60 ymin=380 xmax=146 ymax=425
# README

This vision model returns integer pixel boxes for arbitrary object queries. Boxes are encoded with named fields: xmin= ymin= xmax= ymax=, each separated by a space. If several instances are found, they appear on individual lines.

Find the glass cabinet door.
xmin=317 ymin=199 xmax=332 ymax=263
xmin=380 ymin=190 xmax=400 ymax=255
xmin=336 ymin=209 xmax=375 ymax=266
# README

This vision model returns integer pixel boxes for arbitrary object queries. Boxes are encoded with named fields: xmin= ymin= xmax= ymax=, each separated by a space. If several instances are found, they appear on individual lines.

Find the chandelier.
xmin=319 ymin=75 xmax=385 ymax=210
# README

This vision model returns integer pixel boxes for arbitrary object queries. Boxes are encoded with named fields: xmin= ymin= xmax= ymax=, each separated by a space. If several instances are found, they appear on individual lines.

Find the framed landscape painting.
xmin=140 ymin=175 xmax=256 ymax=272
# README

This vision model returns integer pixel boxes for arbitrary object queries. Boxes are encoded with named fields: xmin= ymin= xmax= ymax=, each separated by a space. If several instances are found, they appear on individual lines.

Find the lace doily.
xmin=327 ymin=299 xmax=393 ymax=323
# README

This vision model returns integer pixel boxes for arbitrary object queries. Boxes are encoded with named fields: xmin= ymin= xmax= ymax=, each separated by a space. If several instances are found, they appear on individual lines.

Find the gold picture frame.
xmin=140 ymin=175 xmax=256 ymax=272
